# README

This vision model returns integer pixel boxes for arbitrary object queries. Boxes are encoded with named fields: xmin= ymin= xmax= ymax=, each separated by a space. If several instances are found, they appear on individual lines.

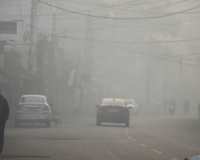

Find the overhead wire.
xmin=37 ymin=0 xmax=200 ymax=20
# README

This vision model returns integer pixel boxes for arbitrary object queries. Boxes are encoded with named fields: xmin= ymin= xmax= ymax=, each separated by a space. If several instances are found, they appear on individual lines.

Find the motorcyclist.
xmin=169 ymin=98 xmax=176 ymax=112
xmin=183 ymin=99 xmax=190 ymax=113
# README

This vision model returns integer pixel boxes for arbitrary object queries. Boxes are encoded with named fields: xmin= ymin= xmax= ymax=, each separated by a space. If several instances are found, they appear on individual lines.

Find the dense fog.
xmin=0 ymin=1 xmax=200 ymax=159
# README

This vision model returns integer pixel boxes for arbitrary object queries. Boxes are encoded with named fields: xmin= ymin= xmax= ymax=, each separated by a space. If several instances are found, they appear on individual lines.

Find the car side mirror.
xmin=95 ymin=105 xmax=99 ymax=108
xmin=129 ymin=106 xmax=133 ymax=109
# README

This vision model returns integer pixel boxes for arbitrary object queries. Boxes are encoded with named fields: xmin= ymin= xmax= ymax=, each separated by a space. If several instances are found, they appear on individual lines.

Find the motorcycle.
xmin=183 ymin=105 xmax=189 ymax=114
xmin=169 ymin=105 xmax=175 ymax=115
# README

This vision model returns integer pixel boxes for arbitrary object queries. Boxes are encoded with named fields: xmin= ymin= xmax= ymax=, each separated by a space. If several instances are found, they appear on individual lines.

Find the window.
xmin=102 ymin=100 xmax=126 ymax=106
xmin=21 ymin=97 xmax=45 ymax=103
xmin=126 ymin=100 xmax=133 ymax=104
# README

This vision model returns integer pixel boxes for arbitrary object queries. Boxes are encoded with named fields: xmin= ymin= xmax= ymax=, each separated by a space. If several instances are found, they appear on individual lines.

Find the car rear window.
xmin=21 ymin=97 xmax=45 ymax=103
xmin=126 ymin=100 xmax=133 ymax=104
xmin=102 ymin=100 xmax=126 ymax=106
xmin=126 ymin=100 xmax=137 ymax=105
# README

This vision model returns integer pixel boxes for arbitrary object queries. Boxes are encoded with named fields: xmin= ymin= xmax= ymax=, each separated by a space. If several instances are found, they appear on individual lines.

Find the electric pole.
xmin=77 ymin=13 xmax=93 ymax=114
xmin=27 ymin=0 xmax=36 ymax=73
xmin=146 ymin=60 xmax=152 ymax=104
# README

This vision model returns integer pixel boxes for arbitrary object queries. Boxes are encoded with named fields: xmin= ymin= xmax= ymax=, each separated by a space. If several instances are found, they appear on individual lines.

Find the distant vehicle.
xmin=183 ymin=99 xmax=190 ymax=114
xmin=169 ymin=98 xmax=176 ymax=115
xmin=169 ymin=105 xmax=175 ymax=115
xmin=15 ymin=95 xmax=52 ymax=127
xmin=125 ymin=99 xmax=139 ymax=115
xmin=96 ymin=98 xmax=131 ymax=127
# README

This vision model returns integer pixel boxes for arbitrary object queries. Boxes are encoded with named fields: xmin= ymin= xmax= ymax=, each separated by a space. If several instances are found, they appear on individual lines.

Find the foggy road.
xmin=2 ymin=1 xmax=200 ymax=160
xmin=2 ymin=111 xmax=200 ymax=160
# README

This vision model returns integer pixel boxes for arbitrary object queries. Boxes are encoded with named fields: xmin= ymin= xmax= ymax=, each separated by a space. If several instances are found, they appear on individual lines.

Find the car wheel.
xmin=46 ymin=121 xmax=51 ymax=127
xmin=96 ymin=119 xmax=101 ymax=126
xmin=125 ymin=121 xmax=129 ymax=127
xmin=15 ymin=120 xmax=20 ymax=127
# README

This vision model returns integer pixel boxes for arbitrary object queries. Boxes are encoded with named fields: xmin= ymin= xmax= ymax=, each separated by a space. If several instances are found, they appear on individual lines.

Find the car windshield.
xmin=102 ymin=100 xmax=125 ymax=106
xmin=21 ymin=97 xmax=45 ymax=103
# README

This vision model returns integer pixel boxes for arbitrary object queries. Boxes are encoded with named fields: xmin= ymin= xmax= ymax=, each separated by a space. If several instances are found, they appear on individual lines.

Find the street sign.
xmin=0 ymin=21 xmax=17 ymax=34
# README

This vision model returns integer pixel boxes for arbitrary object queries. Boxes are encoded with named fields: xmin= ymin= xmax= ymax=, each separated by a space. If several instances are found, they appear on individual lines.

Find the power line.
xmin=59 ymin=35 xmax=200 ymax=44
xmin=110 ymin=43 xmax=200 ymax=68
xmin=37 ymin=0 xmax=200 ymax=20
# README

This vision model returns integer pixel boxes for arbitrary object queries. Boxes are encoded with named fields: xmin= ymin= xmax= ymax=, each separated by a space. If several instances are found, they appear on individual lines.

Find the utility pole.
xmin=0 ymin=41 xmax=6 ymax=70
xmin=163 ymin=63 xmax=168 ymax=100
xmin=50 ymin=5 xmax=56 ymax=109
xmin=146 ymin=60 xmax=152 ymax=104
xmin=78 ymin=13 xmax=93 ymax=114
xmin=27 ymin=0 xmax=36 ymax=73
xmin=85 ymin=13 xmax=93 ymax=115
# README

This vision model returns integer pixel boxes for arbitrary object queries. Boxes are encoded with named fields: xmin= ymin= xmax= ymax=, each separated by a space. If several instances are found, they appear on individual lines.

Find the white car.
xmin=186 ymin=155 xmax=200 ymax=160
xmin=15 ymin=95 xmax=52 ymax=127
xmin=125 ymin=99 xmax=139 ymax=115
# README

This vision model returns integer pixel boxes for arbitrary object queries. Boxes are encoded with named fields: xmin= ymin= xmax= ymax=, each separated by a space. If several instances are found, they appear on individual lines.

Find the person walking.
xmin=0 ymin=91 xmax=9 ymax=154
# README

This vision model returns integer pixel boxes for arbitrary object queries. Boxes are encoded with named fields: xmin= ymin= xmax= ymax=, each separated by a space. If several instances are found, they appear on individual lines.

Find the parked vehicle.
xmin=96 ymin=98 xmax=131 ymax=127
xmin=125 ymin=99 xmax=139 ymax=115
xmin=15 ymin=95 xmax=52 ymax=127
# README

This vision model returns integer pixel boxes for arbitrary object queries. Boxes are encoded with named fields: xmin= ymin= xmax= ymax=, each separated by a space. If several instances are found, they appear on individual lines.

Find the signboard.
xmin=0 ymin=21 xmax=17 ymax=34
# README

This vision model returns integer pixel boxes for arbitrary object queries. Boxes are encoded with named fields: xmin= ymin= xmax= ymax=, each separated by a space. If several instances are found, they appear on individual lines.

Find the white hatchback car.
xmin=125 ymin=99 xmax=139 ymax=115
xmin=15 ymin=95 xmax=52 ymax=127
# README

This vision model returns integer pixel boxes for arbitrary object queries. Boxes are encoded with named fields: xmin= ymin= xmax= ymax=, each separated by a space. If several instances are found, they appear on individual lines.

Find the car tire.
xmin=125 ymin=121 xmax=129 ymax=127
xmin=46 ymin=121 xmax=51 ymax=127
xmin=15 ymin=120 xmax=20 ymax=127
xmin=96 ymin=119 xmax=101 ymax=126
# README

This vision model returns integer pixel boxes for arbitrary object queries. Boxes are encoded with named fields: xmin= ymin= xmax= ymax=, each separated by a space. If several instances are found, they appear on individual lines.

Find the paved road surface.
xmin=1 ymin=110 xmax=200 ymax=160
